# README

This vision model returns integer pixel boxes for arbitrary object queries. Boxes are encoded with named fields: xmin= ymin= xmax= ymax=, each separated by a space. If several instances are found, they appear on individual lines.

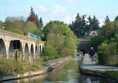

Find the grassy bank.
xmin=0 ymin=57 xmax=44 ymax=75
xmin=105 ymin=71 xmax=118 ymax=79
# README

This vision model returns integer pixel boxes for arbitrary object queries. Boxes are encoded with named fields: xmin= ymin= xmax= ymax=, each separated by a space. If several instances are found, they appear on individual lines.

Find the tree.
xmin=23 ymin=21 xmax=41 ymax=36
xmin=0 ymin=20 xmax=4 ymax=29
xmin=87 ymin=16 xmax=92 ymax=31
xmin=27 ymin=7 xmax=42 ymax=36
xmin=114 ymin=15 xmax=118 ymax=21
xmin=27 ymin=7 xmax=43 ymax=29
xmin=39 ymin=17 xmax=43 ymax=29
xmin=101 ymin=22 xmax=116 ymax=39
xmin=69 ymin=13 xmax=100 ymax=37
xmin=4 ymin=17 xmax=25 ymax=34
xmin=69 ymin=13 xmax=87 ymax=37
xmin=90 ymin=16 xmax=99 ymax=30
xmin=43 ymin=21 xmax=77 ymax=59
xmin=104 ymin=16 xmax=110 ymax=24
xmin=27 ymin=7 xmax=37 ymax=24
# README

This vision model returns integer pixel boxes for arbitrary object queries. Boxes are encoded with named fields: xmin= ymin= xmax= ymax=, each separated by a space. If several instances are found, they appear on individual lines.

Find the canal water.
xmin=3 ymin=56 xmax=108 ymax=83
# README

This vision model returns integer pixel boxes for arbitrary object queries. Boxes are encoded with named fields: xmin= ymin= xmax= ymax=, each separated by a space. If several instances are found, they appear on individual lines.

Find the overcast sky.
xmin=0 ymin=0 xmax=118 ymax=25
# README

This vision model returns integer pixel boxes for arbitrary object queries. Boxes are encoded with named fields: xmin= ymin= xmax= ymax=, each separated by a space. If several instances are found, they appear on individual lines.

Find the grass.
xmin=105 ymin=71 xmax=118 ymax=79
xmin=0 ymin=57 xmax=44 ymax=75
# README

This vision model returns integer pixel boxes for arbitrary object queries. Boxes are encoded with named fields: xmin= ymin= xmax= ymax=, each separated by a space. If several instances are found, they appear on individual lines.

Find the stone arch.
xmin=35 ymin=45 xmax=38 ymax=54
xmin=0 ymin=39 xmax=6 ymax=56
xmin=39 ymin=45 xmax=42 ymax=55
xmin=9 ymin=40 xmax=22 ymax=57
xmin=31 ymin=44 xmax=34 ymax=56
xmin=24 ymin=43 xmax=29 ymax=56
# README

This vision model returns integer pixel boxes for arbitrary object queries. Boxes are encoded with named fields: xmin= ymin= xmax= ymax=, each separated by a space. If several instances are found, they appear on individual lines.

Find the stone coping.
xmin=79 ymin=54 xmax=118 ymax=82
xmin=80 ymin=54 xmax=118 ymax=72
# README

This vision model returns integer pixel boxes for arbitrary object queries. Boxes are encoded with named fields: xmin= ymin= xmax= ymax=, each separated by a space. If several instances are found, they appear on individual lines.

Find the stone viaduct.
xmin=0 ymin=29 xmax=44 ymax=60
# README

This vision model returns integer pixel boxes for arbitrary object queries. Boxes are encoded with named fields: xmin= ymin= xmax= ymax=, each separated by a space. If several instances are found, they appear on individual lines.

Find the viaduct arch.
xmin=0 ymin=29 xmax=44 ymax=59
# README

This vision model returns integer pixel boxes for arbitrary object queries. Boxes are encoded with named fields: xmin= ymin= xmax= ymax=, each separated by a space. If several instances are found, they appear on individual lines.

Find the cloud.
xmin=10 ymin=0 xmax=19 ymax=3
xmin=38 ymin=5 xmax=47 ymax=13
xmin=52 ymin=5 xmax=67 ymax=14
xmin=99 ymin=19 xmax=104 ymax=27
xmin=59 ymin=0 xmax=78 ymax=3
xmin=64 ymin=16 xmax=71 ymax=24
xmin=64 ymin=0 xmax=78 ymax=3
xmin=64 ymin=16 xmax=74 ymax=24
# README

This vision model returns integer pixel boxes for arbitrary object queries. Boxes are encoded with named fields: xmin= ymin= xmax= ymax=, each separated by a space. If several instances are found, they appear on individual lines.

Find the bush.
xmin=90 ymin=35 xmax=104 ymax=51
xmin=98 ymin=42 xmax=118 ymax=65
xmin=98 ymin=52 xmax=107 ymax=65
xmin=43 ymin=44 xmax=59 ymax=60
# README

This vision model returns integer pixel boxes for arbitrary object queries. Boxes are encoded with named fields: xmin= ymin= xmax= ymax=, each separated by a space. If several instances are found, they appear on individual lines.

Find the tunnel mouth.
xmin=79 ymin=49 xmax=88 ymax=55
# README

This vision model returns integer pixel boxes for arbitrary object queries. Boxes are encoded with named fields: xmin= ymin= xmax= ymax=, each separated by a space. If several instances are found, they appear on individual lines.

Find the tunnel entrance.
xmin=77 ymin=39 xmax=91 ymax=54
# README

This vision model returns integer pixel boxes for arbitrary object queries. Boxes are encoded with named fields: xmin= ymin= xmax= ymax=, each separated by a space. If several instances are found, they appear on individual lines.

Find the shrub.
xmin=43 ymin=44 xmax=59 ymax=60
xmin=90 ymin=35 xmax=104 ymax=52
xmin=98 ymin=42 xmax=118 ymax=65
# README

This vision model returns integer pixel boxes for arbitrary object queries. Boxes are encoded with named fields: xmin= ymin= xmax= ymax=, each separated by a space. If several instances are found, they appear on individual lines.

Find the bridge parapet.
xmin=0 ymin=29 xmax=36 ymax=42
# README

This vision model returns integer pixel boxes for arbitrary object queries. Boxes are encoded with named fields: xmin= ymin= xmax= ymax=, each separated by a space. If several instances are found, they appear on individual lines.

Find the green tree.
xmin=43 ymin=44 xmax=59 ymax=60
xmin=43 ymin=21 xmax=77 ymax=59
xmin=39 ymin=17 xmax=43 ymax=29
xmin=0 ymin=20 xmax=4 ymax=29
xmin=4 ymin=17 xmax=25 ymax=34
xmin=104 ymin=16 xmax=110 ymax=24
xmin=69 ymin=13 xmax=87 ymax=37
xmin=90 ymin=16 xmax=99 ymax=31
xmin=114 ymin=15 xmax=118 ymax=21
xmin=87 ymin=16 xmax=93 ymax=31
xmin=27 ymin=7 xmax=42 ymax=36
xmin=69 ymin=13 xmax=100 ymax=37
xmin=101 ymin=22 xmax=116 ymax=39
xmin=23 ymin=21 xmax=41 ymax=36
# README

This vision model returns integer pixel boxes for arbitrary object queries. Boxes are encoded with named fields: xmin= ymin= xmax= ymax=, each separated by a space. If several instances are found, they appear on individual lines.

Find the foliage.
xmin=69 ymin=13 xmax=100 ymax=37
xmin=24 ymin=21 xmax=41 ymax=36
xmin=43 ymin=21 xmax=77 ymax=60
xmin=105 ymin=71 xmax=118 ymax=79
xmin=4 ymin=19 xmax=24 ymax=34
xmin=39 ymin=17 xmax=43 ymax=29
xmin=104 ymin=16 xmax=110 ymax=24
xmin=90 ymin=16 xmax=118 ymax=65
xmin=114 ymin=15 xmax=118 ymax=21
xmin=4 ymin=16 xmax=41 ymax=36
xmin=90 ymin=35 xmax=104 ymax=51
xmin=0 ymin=20 xmax=4 ymax=29
xmin=43 ymin=44 xmax=59 ymax=61
xmin=98 ymin=42 xmax=118 ymax=65
xmin=27 ymin=7 xmax=37 ymax=24
xmin=27 ymin=7 xmax=43 ymax=30
xmin=4 ymin=7 xmax=43 ymax=37
xmin=101 ymin=22 xmax=116 ymax=39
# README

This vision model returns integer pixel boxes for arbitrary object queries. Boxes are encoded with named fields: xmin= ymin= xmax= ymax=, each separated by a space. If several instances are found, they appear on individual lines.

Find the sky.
xmin=0 ymin=0 xmax=118 ymax=25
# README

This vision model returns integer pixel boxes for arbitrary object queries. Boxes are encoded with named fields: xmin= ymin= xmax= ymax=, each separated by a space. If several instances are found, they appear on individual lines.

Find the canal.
xmin=3 ymin=56 xmax=109 ymax=83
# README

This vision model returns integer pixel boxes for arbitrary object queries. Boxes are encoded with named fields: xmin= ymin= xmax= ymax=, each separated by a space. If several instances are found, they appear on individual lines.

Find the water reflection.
xmin=2 ymin=56 xmax=108 ymax=83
